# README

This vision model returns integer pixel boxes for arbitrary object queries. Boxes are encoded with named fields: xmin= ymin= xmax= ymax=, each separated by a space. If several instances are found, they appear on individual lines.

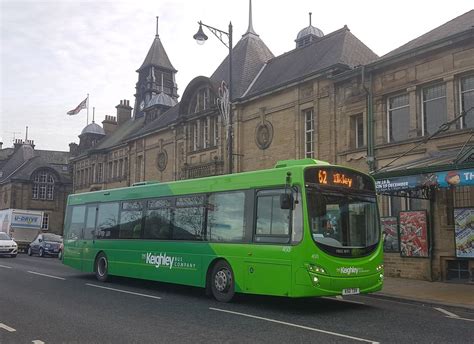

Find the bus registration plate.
xmin=342 ymin=288 xmax=360 ymax=295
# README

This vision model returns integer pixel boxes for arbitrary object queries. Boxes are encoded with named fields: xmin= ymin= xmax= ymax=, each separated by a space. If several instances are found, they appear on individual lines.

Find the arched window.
xmin=32 ymin=170 xmax=55 ymax=200
xmin=189 ymin=87 xmax=215 ymax=114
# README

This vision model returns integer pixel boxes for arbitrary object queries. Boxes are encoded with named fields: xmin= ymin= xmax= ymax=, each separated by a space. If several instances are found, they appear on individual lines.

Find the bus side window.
xmin=144 ymin=199 xmax=172 ymax=240
xmin=173 ymin=196 xmax=205 ymax=240
xmin=84 ymin=205 xmax=97 ymax=240
xmin=255 ymin=190 xmax=291 ymax=244
xmin=96 ymin=202 xmax=120 ymax=239
xmin=207 ymin=191 xmax=245 ymax=242
xmin=67 ymin=205 xmax=86 ymax=240
xmin=119 ymin=201 xmax=143 ymax=239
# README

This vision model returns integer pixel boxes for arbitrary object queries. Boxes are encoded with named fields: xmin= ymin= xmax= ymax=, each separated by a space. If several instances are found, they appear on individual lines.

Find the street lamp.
xmin=193 ymin=20 xmax=233 ymax=174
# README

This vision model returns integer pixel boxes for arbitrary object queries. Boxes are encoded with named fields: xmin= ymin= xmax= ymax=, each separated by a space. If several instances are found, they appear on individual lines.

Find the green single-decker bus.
xmin=62 ymin=158 xmax=383 ymax=302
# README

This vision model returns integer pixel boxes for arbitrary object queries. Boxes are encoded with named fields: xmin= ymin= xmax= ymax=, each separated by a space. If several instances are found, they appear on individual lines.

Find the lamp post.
xmin=194 ymin=21 xmax=233 ymax=174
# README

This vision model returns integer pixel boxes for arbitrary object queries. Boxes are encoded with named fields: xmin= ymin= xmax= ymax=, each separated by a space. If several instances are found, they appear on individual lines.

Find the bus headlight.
xmin=307 ymin=264 xmax=327 ymax=274
xmin=379 ymin=273 xmax=384 ymax=281
xmin=376 ymin=264 xmax=384 ymax=271
xmin=312 ymin=276 xmax=319 ymax=284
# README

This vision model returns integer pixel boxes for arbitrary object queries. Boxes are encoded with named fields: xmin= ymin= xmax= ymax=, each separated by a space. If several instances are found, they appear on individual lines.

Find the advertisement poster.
xmin=399 ymin=211 xmax=429 ymax=257
xmin=454 ymin=208 xmax=474 ymax=258
xmin=381 ymin=217 xmax=399 ymax=252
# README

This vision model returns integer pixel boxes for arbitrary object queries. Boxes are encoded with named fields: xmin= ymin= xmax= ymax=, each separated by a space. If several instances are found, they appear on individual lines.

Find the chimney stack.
xmin=116 ymin=99 xmax=132 ymax=125
xmin=69 ymin=142 xmax=79 ymax=156
xmin=102 ymin=115 xmax=118 ymax=136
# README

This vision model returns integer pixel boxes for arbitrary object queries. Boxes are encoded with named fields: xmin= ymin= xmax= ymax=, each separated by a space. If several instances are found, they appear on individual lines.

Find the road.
xmin=0 ymin=255 xmax=473 ymax=343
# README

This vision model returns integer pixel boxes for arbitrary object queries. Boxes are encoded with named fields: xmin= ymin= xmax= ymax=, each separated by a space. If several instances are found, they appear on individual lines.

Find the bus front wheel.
xmin=210 ymin=260 xmax=235 ymax=302
xmin=95 ymin=253 xmax=109 ymax=282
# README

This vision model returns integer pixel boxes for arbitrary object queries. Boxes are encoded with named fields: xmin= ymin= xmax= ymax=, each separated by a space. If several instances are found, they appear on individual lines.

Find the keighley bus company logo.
xmin=142 ymin=252 xmax=196 ymax=270
xmin=337 ymin=267 xmax=363 ymax=275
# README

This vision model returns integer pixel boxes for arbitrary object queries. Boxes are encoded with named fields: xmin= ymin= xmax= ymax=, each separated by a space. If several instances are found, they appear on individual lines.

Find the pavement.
xmin=373 ymin=276 xmax=474 ymax=311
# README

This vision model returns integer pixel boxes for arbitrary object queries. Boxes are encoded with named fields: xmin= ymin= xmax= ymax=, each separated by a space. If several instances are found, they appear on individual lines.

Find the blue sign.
xmin=375 ymin=175 xmax=424 ymax=192
xmin=436 ymin=169 xmax=474 ymax=188
xmin=376 ymin=169 xmax=474 ymax=192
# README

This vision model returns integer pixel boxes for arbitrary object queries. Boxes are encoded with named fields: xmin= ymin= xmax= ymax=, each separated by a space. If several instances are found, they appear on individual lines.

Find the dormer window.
xmin=190 ymin=87 xmax=214 ymax=114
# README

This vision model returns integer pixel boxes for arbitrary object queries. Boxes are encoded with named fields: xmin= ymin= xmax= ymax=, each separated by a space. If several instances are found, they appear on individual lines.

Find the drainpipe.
xmin=362 ymin=66 xmax=375 ymax=173
xmin=429 ymin=190 xmax=435 ymax=281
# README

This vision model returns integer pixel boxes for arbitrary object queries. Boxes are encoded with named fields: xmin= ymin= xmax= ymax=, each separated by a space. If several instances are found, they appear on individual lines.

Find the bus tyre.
xmin=27 ymin=246 xmax=32 ymax=256
xmin=95 ymin=253 xmax=109 ymax=282
xmin=39 ymin=248 xmax=44 ymax=257
xmin=211 ymin=260 xmax=235 ymax=302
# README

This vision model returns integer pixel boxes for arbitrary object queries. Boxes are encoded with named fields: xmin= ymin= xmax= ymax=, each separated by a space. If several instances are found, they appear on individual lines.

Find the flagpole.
xmin=86 ymin=93 xmax=90 ymax=125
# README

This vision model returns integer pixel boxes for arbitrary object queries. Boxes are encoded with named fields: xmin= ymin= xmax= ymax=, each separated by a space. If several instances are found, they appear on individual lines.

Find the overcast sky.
xmin=1 ymin=0 xmax=472 ymax=151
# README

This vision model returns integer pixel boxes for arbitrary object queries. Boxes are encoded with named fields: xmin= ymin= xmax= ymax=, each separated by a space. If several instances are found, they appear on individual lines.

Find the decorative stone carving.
xmin=157 ymin=150 xmax=168 ymax=171
xmin=255 ymin=121 xmax=273 ymax=150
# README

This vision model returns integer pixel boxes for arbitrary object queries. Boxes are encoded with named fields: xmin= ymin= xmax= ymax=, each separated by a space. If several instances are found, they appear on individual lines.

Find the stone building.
xmin=334 ymin=10 xmax=474 ymax=282
xmin=0 ymin=138 xmax=72 ymax=234
xmin=69 ymin=7 xmax=474 ymax=282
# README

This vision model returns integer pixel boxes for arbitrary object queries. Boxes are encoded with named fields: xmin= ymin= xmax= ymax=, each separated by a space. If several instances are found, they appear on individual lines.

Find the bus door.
xmin=244 ymin=189 xmax=294 ymax=296
xmin=81 ymin=204 xmax=97 ymax=271
xmin=64 ymin=205 xmax=86 ymax=270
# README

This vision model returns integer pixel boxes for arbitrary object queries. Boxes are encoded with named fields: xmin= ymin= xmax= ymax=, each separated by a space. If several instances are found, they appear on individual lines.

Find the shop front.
xmin=374 ymin=152 xmax=474 ymax=283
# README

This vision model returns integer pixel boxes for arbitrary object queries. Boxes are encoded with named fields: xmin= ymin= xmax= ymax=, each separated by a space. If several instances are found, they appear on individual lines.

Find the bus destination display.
xmin=305 ymin=167 xmax=375 ymax=191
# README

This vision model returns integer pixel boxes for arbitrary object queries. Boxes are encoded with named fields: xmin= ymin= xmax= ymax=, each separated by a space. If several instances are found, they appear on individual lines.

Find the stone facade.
xmin=0 ymin=140 xmax=72 ymax=235
xmin=69 ymin=10 xmax=474 ymax=281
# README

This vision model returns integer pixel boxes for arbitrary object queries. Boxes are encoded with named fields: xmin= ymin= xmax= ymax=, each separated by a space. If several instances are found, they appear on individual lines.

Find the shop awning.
xmin=372 ymin=146 xmax=474 ymax=198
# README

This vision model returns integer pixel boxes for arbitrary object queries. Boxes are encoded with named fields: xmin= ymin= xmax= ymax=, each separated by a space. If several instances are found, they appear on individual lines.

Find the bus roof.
xmin=67 ymin=159 xmax=368 ymax=205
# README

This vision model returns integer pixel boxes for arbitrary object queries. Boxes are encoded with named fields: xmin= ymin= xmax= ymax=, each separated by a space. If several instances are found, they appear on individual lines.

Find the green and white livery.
xmin=63 ymin=159 xmax=383 ymax=302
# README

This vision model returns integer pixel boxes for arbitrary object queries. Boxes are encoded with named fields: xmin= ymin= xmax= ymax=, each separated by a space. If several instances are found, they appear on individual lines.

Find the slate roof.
xmin=244 ymin=26 xmax=378 ymax=99
xmin=77 ymin=117 xmax=146 ymax=159
xmin=0 ymin=145 xmax=71 ymax=184
xmin=374 ymin=146 xmax=474 ymax=178
xmin=138 ymin=35 xmax=176 ymax=72
xmin=382 ymin=10 xmax=474 ymax=59
xmin=128 ymin=103 xmax=180 ymax=139
xmin=210 ymin=30 xmax=274 ymax=99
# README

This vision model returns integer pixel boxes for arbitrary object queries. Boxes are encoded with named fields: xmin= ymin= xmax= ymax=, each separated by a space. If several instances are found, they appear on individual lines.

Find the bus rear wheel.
xmin=210 ymin=260 xmax=235 ymax=302
xmin=95 ymin=253 xmax=109 ymax=282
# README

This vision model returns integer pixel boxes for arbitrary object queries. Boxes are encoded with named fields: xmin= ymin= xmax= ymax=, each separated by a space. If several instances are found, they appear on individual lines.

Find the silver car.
xmin=0 ymin=232 xmax=18 ymax=258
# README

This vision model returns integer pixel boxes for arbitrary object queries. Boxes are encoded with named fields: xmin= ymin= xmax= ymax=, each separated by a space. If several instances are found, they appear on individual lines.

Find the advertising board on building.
xmin=454 ymin=208 xmax=474 ymax=258
xmin=381 ymin=217 xmax=399 ymax=252
xmin=399 ymin=211 xmax=429 ymax=257
xmin=376 ymin=169 xmax=474 ymax=193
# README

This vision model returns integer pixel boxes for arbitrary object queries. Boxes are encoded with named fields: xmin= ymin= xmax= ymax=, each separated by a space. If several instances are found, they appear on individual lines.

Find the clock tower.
xmin=134 ymin=17 xmax=178 ymax=118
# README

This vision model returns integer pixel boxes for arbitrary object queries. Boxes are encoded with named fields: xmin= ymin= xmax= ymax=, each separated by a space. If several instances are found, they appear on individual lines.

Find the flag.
xmin=67 ymin=97 xmax=88 ymax=115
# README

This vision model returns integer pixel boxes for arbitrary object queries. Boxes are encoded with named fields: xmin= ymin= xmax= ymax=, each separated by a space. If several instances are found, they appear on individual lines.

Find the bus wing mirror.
xmin=280 ymin=194 xmax=294 ymax=210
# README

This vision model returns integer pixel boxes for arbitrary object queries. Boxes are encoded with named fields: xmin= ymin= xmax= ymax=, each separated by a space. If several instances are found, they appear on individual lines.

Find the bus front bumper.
xmin=294 ymin=268 xmax=384 ymax=297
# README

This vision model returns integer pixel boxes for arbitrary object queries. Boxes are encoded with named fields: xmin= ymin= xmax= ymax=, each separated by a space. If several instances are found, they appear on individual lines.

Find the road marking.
xmin=434 ymin=307 xmax=474 ymax=322
xmin=210 ymin=307 xmax=378 ymax=343
xmin=86 ymin=283 xmax=162 ymax=299
xmin=435 ymin=307 xmax=459 ymax=318
xmin=0 ymin=264 xmax=12 ymax=269
xmin=445 ymin=317 xmax=474 ymax=322
xmin=0 ymin=323 xmax=16 ymax=332
xmin=322 ymin=296 xmax=365 ymax=305
xmin=27 ymin=271 xmax=66 ymax=280
xmin=32 ymin=341 xmax=45 ymax=344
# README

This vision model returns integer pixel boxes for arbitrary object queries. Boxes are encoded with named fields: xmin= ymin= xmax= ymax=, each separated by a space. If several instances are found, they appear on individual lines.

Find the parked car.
xmin=27 ymin=233 xmax=62 ymax=257
xmin=0 ymin=232 xmax=18 ymax=258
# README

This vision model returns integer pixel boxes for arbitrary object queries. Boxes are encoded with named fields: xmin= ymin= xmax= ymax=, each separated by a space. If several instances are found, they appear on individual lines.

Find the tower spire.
xmin=309 ymin=12 xmax=312 ymax=26
xmin=244 ymin=0 xmax=257 ymax=36
xmin=156 ymin=16 xmax=159 ymax=37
